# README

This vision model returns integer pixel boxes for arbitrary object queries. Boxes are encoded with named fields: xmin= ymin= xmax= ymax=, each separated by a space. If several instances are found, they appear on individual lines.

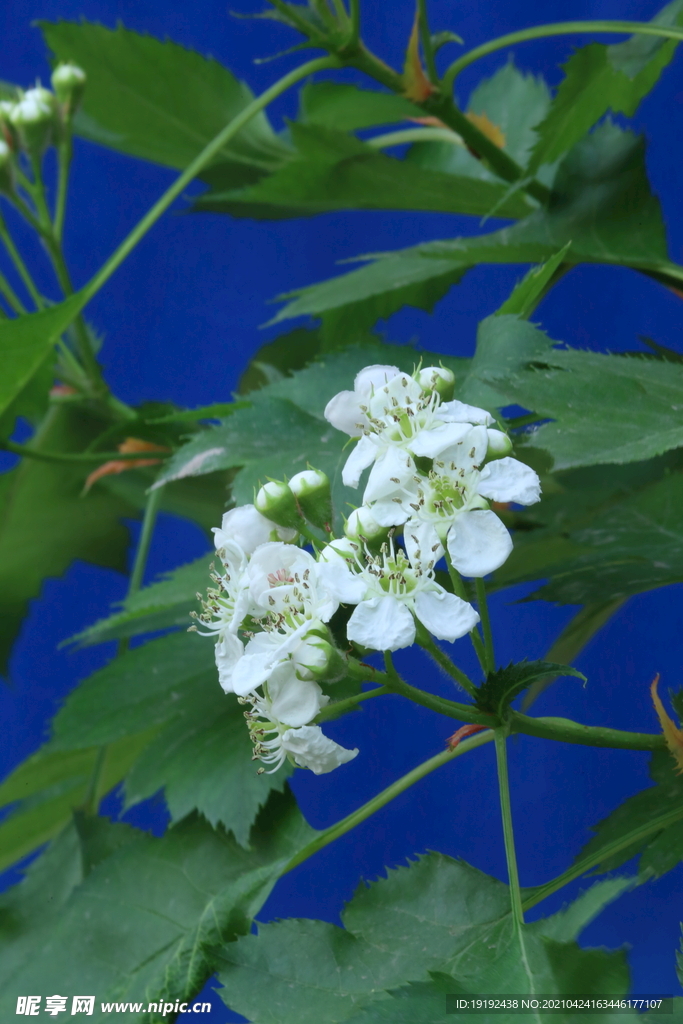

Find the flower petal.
xmin=414 ymin=589 xmax=479 ymax=642
xmin=440 ymin=400 xmax=494 ymax=425
xmin=410 ymin=420 xmax=471 ymax=457
xmin=363 ymin=446 xmax=416 ymax=504
xmin=317 ymin=559 xmax=366 ymax=605
xmin=324 ymin=389 xmax=366 ymax=435
xmin=267 ymin=663 xmax=325 ymax=727
xmin=342 ymin=434 xmax=377 ymax=488
xmin=214 ymin=634 xmax=244 ymax=693
xmin=447 ymin=509 xmax=513 ymax=577
xmin=281 ymin=724 xmax=359 ymax=774
xmin=354 ymin=364 xmax=401 ymax=395
xmin=478 ymin=457 xmax=541 ymax=506
xmin=403 ymin=519 xmax=444 ymax=567
xmin=347 ymin=595 xmax=416 ymax=651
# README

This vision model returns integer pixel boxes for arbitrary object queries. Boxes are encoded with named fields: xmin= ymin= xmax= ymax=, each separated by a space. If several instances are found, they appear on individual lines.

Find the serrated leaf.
xmin=494 ymin=245 xmax=571 ymax=320
xmin=272 ymin=122 xmax=677 ymax=328
xmin=41 ymin=20 xmax=290 ymax=174
xmin=475 ymin=661 xmax=585 ymax=716
xmin=0 ymin=733 xmax=154 ymax=874
xmin=51 ymin=631 xmax=286 ymax=845
xmin=218 ymin=852 xmax=629 ymax=1023
xmin=529 ymin=0 xmax=683 ymax=172
xmin=0 ymin=791 xmax=314 ymax=1020
xmin=195 ymin=121 xmax=532 ymax=220
xmin=531 ymin=877 xmax=636 ymax=943
xmin=0 ymin=404 xmax=139 ymax=675
xmin=300 ymin=81 xmax=422 ymax=132
xmin=576 ymin=750 xmax=683 ymax=878
xmin=70 ymin=555 xmax=212 ymax=647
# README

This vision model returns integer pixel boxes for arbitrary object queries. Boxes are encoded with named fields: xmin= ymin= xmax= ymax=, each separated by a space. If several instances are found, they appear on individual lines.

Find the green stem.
xmin=383 ymin=651 xmax=493 ymax=725
xmin=0 ymin=268 xmax=26 ymax=315
xmin=1 ymin=439 xmax=171 ymax=464
xmin=0 ymin=215 xmax=44 ymax=309
xmin=509 ymin=711 xmax=665 ymax=752
xmin=54 ymin=136 xmax=73 ymax=244
xmin=29 ymin=155 xmax=54 ymax=232
xmin=417 ymin=0 xmax=439 ymax=83
xmin=348 ymin=0 xmax=360 ymax=47
xmin=523 ymin=803 xmax=683 ymax=912
xmin=475 ymin=577 xmax=495 ymax=674
xmin=316 ymin=684 xmax=389 ymax=723
xmin=446 ymin=552 xmax=488 ymax=673
xmin=284 ymin=728 xmax=495 ymax=873
xmin=443 ymin=20 xmax=683 ymax=89
xmin=81 ymin=746 xmax=108 ymax=816
xmin=81 ymin=56 xmax=340 ymax=307
xmin=494 ymin=729 xmax=525 ymax=924
xmin=416 ymin=625 xmax=477 ymax=697
xmin=366 ymin=126 xmax=464 ymax=149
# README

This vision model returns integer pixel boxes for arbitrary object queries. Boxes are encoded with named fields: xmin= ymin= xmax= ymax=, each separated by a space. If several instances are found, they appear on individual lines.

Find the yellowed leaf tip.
xmin=651 ymin=674 xmax=683 ymax=772
xmin=465 ymin=111 xmax=506 ymax=150
xmin=402 ymin=12 xmax=434 ymax=102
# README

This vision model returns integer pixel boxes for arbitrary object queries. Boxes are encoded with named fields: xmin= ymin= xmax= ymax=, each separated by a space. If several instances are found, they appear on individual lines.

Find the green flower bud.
xmin=255 ymin=480 xmax=302 ymax=531
xmin=292 ymin=631 xmax=347 ymax=683
xmin=289 ymin=468 xmax=332 ymax=530
xmin=416 ymin=365 xmax=455 ymax=402
xmin=51 ymin=63 xmax=86 ymax=116
xmin=344 ymin=506 xmax=390 ymax=549
xmin=486 ymin=428 xmax=513 ymax=460
xmin=10 ymin=87 xmax=57 ymax=156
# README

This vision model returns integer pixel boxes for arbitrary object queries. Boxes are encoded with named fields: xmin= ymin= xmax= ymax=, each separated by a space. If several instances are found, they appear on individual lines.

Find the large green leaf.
xmin=272 ymin=123 xmax=678 ymax=326
xmin=0 ymin=734 xmax=153 ymax=874
xmin=0 ymin=404 xmax=138 ymax=675
xmin=529 ymin=0 xmax=683 ymax=172
xmin=194 ymin=122 xmax=533 ymax=220
xmin=0 ymin=791 xmax=314 ymax=1021
xmin=51 ymin=630 xmax=289 ymax=845
xmin=463 ymin=314 xmax=683 ymax=470
xmin=41 ymin=20 xmax=290 ymax=174
xmin=218 ymin=853 xmax=629 ymax=1022
xmin=576 ymin=750 xmax=683 ymax=878
xmin=0 ymin=294 xmax=83 ymax=423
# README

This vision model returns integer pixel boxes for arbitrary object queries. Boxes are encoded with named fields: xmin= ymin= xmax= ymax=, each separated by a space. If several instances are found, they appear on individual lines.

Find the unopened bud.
xmin=486 ymin=428 xmax=513 ymax=460
xmin=255 ymin=480 xmax=301 ymax=531
xmin=10 ymin=87 xmax=57 ymax=155
xmin=0 ymin=140 xmax=14 ymax=194
xmin=51 ymin=63 xmax=86 ymax=115
xmin=344 ymin=506 xmax=390 ymax=548
xmin=416 ymin=365 xmax=455 ymax=402
xmin=293 ymin=632 xmax=346 ymax=683
xmin=289 ymin=468 xmax=332 ymax=530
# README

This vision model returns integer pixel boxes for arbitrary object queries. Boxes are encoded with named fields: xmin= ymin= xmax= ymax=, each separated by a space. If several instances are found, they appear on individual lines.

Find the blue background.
xmin=2 ymin=0 xmax=683 ymax=1017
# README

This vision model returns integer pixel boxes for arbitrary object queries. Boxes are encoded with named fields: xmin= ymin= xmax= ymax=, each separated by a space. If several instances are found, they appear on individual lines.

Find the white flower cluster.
xmin=198 ymin=364 xmax=540 ymax=776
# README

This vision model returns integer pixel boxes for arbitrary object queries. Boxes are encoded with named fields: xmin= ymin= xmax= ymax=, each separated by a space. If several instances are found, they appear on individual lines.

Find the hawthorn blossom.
xmin=212 ymin=504 xmax=297 ymax=557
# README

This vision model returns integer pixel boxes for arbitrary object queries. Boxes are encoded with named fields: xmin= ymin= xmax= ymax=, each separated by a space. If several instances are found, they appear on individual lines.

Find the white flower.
xmin=250 ymin=661 xmax=328 ymax=728
xmin=251 ymin=719 xmax=358 ymax=775
xmin=324 ymin=364 xmax=401 ymax=435
xmin=247 ymin=542 xmax=340 ymax=621
xmin=10 ymin=88 xmax=53 ymax=127
xmin=213 ymin=504 xmax=297 ymax=557
xmin=403 ymin=426 xmax=541 ymax=577
xmin=343 ymin=539 xmax=479 ymax=652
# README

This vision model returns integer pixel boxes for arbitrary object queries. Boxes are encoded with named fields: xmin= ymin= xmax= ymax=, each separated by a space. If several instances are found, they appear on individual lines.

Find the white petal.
xmin=368 ymin=371 xmax=422 ymax=418
xmin=346 ymin=596 xmax=416 ymax=652
xmin=219 ymin=504 xmax=276 ymax=555
xmin=436 ymin=425 xmax=489 ymax=472
xmin=414 ymin=590 xmax=479 ymax=642
xmin=369 ymin=499 xmax=411 ymax=528
xmin=342 ymin=434 xmax=377 ymax=488
xmin=281 ymin=724 xmax=358 ymax=774
xmin=440 ymin=399 xmax=494 ymax=425
xmin=447 ymin=509 xmax=513 ymax=577
xmin=354 ymin=364 xmax=401 ymax=396
xmin=403 ymin=519 xmax=444 ymax=567
xmin=267 ymin=663 xmax=324 ymax=727
xmin=363 ymin=446 xmax=416 ymax=504
xmin=478 ymin=457 xmax=541 ymax=506
xmin=324 ymin=390 xmax=366 ymax=435
xmin=410 ymin=421 xmax=472 ymax=457
xmin=214 ymin=634 xmax=244 ymax=693
xmin=231 ymin=650 xmax=274 ymax=696
xmin=316 ymin=559 xmax=366 ymax=605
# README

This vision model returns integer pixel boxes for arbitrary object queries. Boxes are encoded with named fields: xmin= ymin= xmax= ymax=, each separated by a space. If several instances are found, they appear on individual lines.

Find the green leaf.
xmin=218 ymin=853 xmax=629 ymax=1022
xmin=531 ymin=877 xmax=636 ymax=943
xmin=0 ymin=294 xmax=83 ymax=423
xmin=0 ymin=348 xmax=54 ymax=443
xmin=51 ymin=631 xmax=287 ymax=845
xmin=41 ymin=20 xmax=290 ymax=173
xmin=273 ymin=122 xmax=677 ymax=328
xmin=300 ymin=81 xmax=422 ymax=132
xmin=494 ymin=245 xmax=571 ymax=320
xmin=529 ymin=0 xmax=683 ymax=172
xmin=475 ymin=660 xmax=586 ymax=717
xmin=238 ymin=327 xmax=323 ymax=394
xmin=194 ymin=122 xmax=533 ymax=220
xmin=0 ymin=734 xmax=153 ymax=874
xmin=0 ymin=404 xmax=139 ymax=675
xmin=576 ymin=750 xmax=683 ymax=878
xmin=70 ymin=554 xmax=212 ymax=647
xmin=0 ymin=791 xmax=314 ymax=1018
